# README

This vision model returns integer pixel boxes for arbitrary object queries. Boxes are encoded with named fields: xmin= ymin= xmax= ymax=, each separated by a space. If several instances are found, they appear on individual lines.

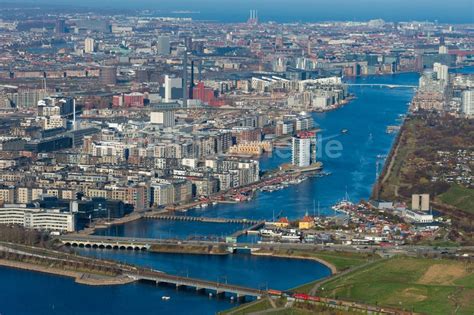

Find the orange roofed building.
xmin=274 ymin=217 xmax=290 ymax=228
xmin=298 ymin=215 xmax=314 ymax=230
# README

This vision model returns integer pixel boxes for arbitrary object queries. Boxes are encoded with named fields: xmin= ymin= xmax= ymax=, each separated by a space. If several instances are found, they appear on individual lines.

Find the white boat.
xmin=259 ymin=229 xmax=283 ymax=238
xmin=161 ymin=296 xmax=171 ymax=301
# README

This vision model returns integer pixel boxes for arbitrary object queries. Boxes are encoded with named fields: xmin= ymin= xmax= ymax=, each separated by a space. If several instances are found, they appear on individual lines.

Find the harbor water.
xmin=0 ymin=72 xmax=420 ymax=314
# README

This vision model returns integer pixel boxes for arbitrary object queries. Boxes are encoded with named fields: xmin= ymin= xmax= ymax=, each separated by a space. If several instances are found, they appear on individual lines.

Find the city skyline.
xmin=0 ymin=1 xmax=472 ymax=314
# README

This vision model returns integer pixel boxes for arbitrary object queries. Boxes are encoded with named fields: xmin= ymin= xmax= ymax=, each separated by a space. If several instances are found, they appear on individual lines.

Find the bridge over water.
xmin=59 ymin=235 xmax=261 ymax=253
xmin=58 ymin=234 xmax=469 ymax=257
xmin=131 ymin=270 xmax=265 ymax=299
xmin=143 ymin=214 xmax=261 ymax=225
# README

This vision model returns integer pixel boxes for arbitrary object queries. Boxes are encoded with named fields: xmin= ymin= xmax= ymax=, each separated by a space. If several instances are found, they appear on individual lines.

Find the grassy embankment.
xmin=253 ymin=249 xmax=374 ymax=273
xmin=148 ymin=243 xmax=229 ymax=255
xmin=0 ymin=243 xmax=135 ymax=286
xmin=378 ymin=117 xmax=419 ymax=201
xmin=220 ymin=250 xmax=376 ymax=315
xmin=317 ymin=257 xmax=474 ymax=315
xmin=221 ymin=256 xmax=474 ymax=315
xmin=438 ymin=184 xmax=474 ymax=215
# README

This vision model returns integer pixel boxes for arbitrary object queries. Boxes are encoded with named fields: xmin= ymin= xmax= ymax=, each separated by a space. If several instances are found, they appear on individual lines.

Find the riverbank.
xmin=79 ymin=212 xmax=145 ymax=235
xmin=0 ymin=259 xmax=135 ymax=286
xmin=251 ymin=251 xmax=337 ymax=274
xmin=372 ymin=111 xmax=407 ymax=199
xmin=149 ymin=243 xmax=229 ymax=255
xmin=313 ymin=95 xmax=356 ymax=113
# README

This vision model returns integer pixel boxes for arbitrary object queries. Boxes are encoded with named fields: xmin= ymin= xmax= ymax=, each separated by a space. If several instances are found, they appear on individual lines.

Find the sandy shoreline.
xmin=0 ymin=259 xmax=135 ymax=286
xmin=251 ymin=251 xmax=337 ymax=274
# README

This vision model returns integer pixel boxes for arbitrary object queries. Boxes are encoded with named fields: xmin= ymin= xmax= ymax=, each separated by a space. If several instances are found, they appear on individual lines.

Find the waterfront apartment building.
xmin=275 ymin=120 xmax=294 ymax=136
xmin=0 ymin=205 xmax=76 ymax=232
xmin=150 ymin=182 xmax=174 ymax=207
xmin=150 ymin=179 xmax=192 ymax=207
xmin=292 ymin=131 xmax=316 ymax=167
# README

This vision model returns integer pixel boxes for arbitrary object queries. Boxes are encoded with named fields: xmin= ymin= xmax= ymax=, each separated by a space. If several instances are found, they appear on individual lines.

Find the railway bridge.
xmin=131 ymin=270 xmax=265 ymax=299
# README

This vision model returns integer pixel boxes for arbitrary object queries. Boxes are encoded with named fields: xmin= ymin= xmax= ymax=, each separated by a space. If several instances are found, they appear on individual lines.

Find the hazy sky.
xmin=3 ymin=0 xmax=474 ymax=23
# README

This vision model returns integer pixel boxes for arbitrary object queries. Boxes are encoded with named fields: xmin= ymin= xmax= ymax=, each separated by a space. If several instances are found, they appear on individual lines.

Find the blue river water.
xmin=93 ymin=72 xmax=420 ymax=242
xmin=95 ymin=219 xmax=251 ymax=240
xmin=0 ymin=72 xmax=422 ymax=315
xmin=109 ymin=72 xmax=419 ymax=224
xmin=76 ymin=249 xmax=331 ymax=290
xmin=0 ymin=267 xmax=234 ymax=315
xmin=0 ymin=252 xmax=331 ymax=315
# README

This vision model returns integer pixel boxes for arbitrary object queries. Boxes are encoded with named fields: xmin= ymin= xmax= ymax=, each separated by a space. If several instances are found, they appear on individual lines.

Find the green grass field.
xmin=317 ymin=257 xmax=474 ymax=315
xmin=257 ymin=249 xmax=374 ymax=272
xmin=438 ymin=184 xmax=474 ymax=215
xmin=305 ymin=250 xmax=373 ymax=271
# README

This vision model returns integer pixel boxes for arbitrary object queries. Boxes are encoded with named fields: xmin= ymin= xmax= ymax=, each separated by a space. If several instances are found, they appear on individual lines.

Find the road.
xmin=58 ymin=234 xmax=473 ymax=257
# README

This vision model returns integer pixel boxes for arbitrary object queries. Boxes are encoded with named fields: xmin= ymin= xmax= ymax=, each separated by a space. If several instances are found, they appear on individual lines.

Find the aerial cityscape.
xmin=0 ymin=0 xmax=473 ymax=314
